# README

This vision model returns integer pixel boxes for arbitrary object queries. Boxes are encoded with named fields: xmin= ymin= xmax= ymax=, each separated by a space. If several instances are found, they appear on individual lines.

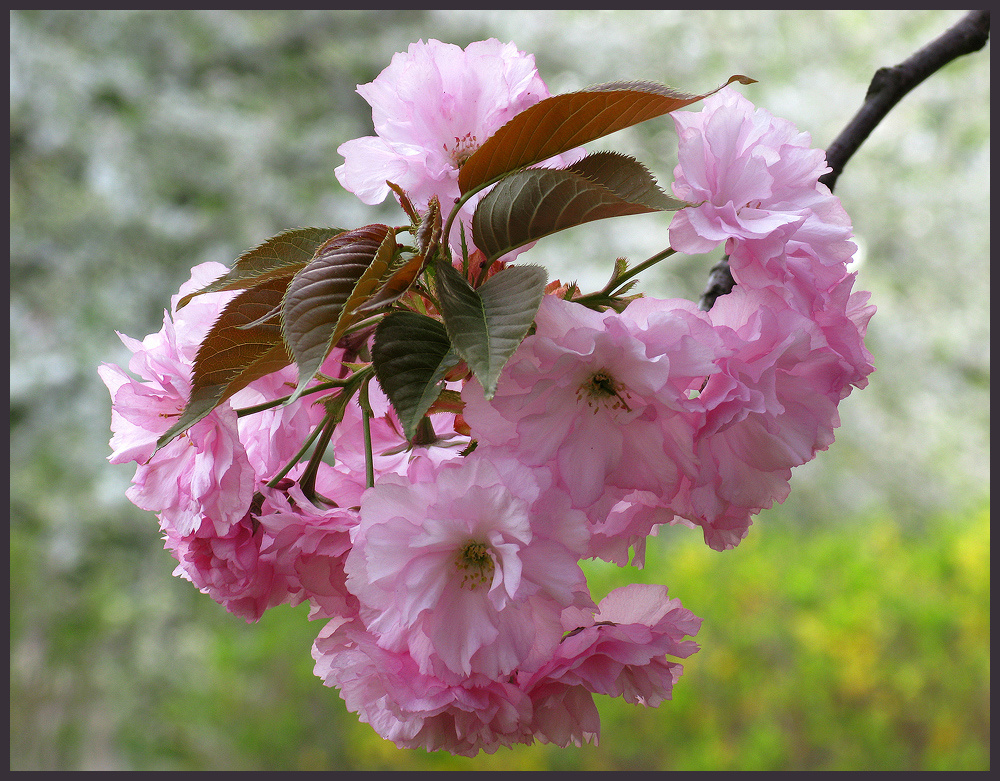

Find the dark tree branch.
xmin=700 ymin=9 xmax=990 ymax=310
xmin=698 ymin=256 xmax=734 ymax=311
xmin=819 ymin=9 xmax=990 ymax=193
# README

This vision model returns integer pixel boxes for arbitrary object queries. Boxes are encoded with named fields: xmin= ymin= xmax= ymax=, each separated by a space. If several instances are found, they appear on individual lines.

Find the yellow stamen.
xmin=455 ymin=540 xmax=495 ymax=589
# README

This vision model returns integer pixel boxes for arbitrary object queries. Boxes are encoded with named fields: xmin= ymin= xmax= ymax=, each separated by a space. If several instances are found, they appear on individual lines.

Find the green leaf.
xmin=176 ymin=227 xmax=345 ymax=309
xmin=281 ymin=224 xmax=394 ymax=401
xmin=436 ymin=258 xmax=547 ymax=398
xmin=457 ymin=75 xmax=756 ymax=194
xmin=156 ymin=277 xmax=292 ymax=450
xmin=568 ymin=151 xmax=685 ymax=209
xmin=371 ymin=311 xmax=459 ymax=441
xmin=472 ymin=153 xmax=685 ymax=261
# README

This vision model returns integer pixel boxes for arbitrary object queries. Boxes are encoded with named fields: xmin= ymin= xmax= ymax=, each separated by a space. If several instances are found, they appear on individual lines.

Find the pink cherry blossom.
xmin=166 ymin=509 xmax=294 ymax=623
xmin=344 ymin=450 xmax=592 ymax=679
xmin=253 ymin=475 xmax=362 ymax=622
xmin=127 ymin=403 xmax=254 ymax=538
xmin=519 ymin=584 xmax=700 ymax=734
xmin=521 ymin=679 xmax=601 ymax=748
xmin=461 ymin=294 xmax=724 ymax=510
xmin=99 ymin=41 xmax=881 ymax=757
xmin=668 ymin=86 xmax=837 ymax=256
xmin=313 ymin=616 xmax=538 ymax=756
xmin=676 ymin=282 xmax=874 ymax=550
xmin=724 ymin=197 xmax=857 ymax=304
xmin=335 ymin=38 xmax=580 ymax=255
xmin=166 ymin=469 xmax=364 ymax=623
xmin=99 ymin=262 xmax=254 ymax=537
xmin=582 ymin=487 xmax=696 ymax=567
xmin=99 ymin=262 xmax=234 ymax=467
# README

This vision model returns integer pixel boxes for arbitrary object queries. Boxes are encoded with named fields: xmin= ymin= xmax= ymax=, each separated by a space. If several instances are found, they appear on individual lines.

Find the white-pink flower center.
xmin=454 ymin=539 xmax=495 ymax=590
xmin=445 ymin=132 xmax=480 ymax=168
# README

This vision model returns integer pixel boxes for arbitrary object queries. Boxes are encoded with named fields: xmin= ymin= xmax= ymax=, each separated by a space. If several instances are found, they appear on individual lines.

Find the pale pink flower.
xmin=344 ymin=451 xmax=592 ymax=679
xmin=521 ymin=583 xmax=701 ymax=709
xmin=335 ymin=38 xmax=580 ymax=255
xmin=657 ymin=87 xmax=876 ymax=548
xmin=128 ymin=403 xmax=254 ymax=537
xmin=99 ymin=262 xmax=254 ymax=537
xmin=668 ymin=87 xmax=837 ymax=256
xmin=256 ymin=471 xmax=364 ymax=622
xmin=725 ymin=199 xmax=857 ymax=305
xmin=99 ymin=262 xmax=234 ymax=467
xmin=313 ymin=616 xmax=537 ymax=756
xmin=165 ymin=469 xmax=363 ymax=623
xmin=582 ymin=487 xmax=696 ymax=567
xmin=521 ymin=679 xmax=601 ymax=748
xmin=677 ymin=282 xmax=874 ymax=550
xmin=461 ymin=294 xmax=724 ymax=509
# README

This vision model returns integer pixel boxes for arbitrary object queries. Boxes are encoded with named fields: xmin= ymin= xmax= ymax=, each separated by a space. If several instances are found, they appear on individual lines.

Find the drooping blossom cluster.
xmin=102 ymin=39 xmax=873 ymax=756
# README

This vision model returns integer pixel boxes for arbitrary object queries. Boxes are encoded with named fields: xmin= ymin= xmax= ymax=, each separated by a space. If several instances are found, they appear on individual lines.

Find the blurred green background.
xmin=9 ymin=10 xmax=989 ymax=771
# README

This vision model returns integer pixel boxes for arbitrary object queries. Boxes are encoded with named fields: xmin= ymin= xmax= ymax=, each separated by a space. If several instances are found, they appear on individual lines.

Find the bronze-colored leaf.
xmin=386 ymin=180 xmax=419 ymax=223
xmin=281 ymin=224 xmax=394 ymax=399
xmin=355 ymin=252 xmax=428 ymax=313
xmin=156 ymin=277 xmax=292 ymax=449
xmin=457 ymin=75 xmax=755 ymax=194
xmin=567 ymin=151 xmax=684 ymax=210
xmin=416 ymin=195 xmax=442 ymax=260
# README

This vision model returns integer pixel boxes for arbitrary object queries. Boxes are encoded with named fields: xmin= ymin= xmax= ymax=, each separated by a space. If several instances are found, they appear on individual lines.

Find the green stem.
xmin=262 ymin=366 xmax=374 ymax=490
xmin=299 ymin=413 xmax=339 ymax=503
xmin=358 ymin=376 xmax=376 ymax=490
xmin=235 ymin=378 xmax=354 ymax=418
xmin=573 ymin=246 xmax=678 ymax=310
xmin=610 ymin=246 xmax=676 ymax=291
xmin=440 ymin=189 xmax=478 ymax=260
xmin=265 ymin=411 xmax=333 ymax=488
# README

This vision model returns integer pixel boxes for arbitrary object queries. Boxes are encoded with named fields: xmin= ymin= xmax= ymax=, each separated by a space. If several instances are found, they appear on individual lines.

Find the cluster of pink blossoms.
xmin=102 ymin=39 xmax=873 ymax=755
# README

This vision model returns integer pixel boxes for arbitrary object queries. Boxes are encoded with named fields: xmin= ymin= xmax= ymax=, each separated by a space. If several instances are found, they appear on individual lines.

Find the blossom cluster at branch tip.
xmin=102 ymin=40 xmax=873 ymax=756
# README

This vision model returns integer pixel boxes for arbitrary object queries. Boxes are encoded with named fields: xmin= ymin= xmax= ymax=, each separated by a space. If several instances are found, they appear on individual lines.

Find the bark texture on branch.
xmin=819 ymin=10 xmax=990 ymax=193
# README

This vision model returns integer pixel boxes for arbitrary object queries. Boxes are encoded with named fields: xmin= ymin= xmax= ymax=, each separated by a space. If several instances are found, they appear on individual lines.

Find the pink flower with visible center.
xmin=461 ymin=294 xmax=724 ymax=510
xmin=345 ymin=451 xmax=592 ymax=679
xmin=668 ymin=87 xmax=836 ymax=256
xmin=335 ymin=38 xmax=581 ymax=255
